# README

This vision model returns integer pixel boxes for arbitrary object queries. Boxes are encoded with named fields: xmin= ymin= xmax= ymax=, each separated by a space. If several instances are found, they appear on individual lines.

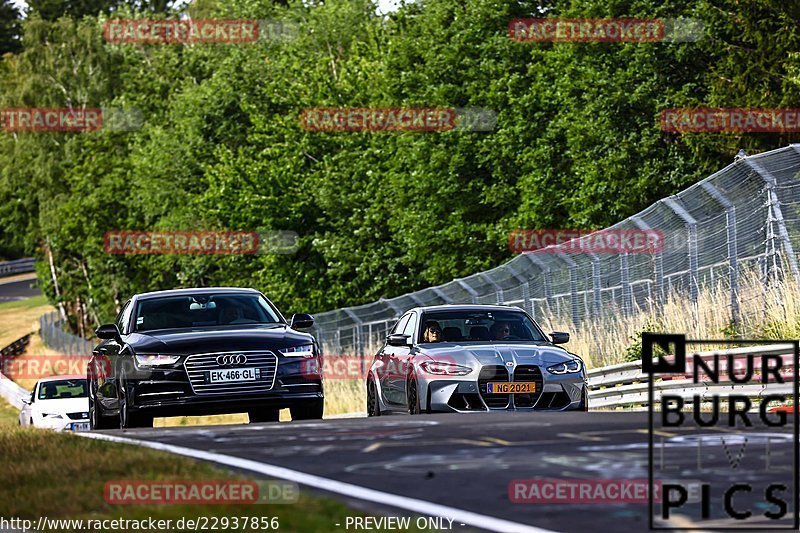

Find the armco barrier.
xmin=0 ymin=334 xmax=30 ymax=357
xmin=0 ymin=258 xmax=35 ymax=278
xmin=587 ymin=343 xmax=796 ymax=409
xmin=0 ymin=374 xmax=29 ymax=409
xmin=0 ymin=335 xmax=33 ymax=409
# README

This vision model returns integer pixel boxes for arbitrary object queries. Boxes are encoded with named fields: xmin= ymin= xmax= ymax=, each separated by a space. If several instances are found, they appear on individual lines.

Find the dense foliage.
xmin=0 ymin=0 xmax=799 ymax=332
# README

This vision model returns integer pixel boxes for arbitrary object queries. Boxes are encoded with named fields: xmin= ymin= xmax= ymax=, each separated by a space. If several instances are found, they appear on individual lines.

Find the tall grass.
xmin=560 ymin=268 xmax=800 ymax=369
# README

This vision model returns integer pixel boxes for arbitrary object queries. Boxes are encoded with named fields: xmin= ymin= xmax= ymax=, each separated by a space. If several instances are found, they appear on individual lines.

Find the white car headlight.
xmin=280 ymin=344 xmax=315 ymax=357
xmin=135 ymin=354 xmax=181 ymax=366
xmin=420 ymin=361 xmax=473 ymax=376
xmin=41 ymin=413 xmax=64 ymax=419
xmin=547 ymin=359 xmax=583 ymax=374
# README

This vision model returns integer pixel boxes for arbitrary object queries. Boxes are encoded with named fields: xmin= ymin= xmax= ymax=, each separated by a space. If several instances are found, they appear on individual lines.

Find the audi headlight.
xmin=135 ymin=354 xmax=181 ymax=366
xmin=280 ymin=344 xmax=315 ymax=357
xmin=420 ymin=361 xmax=473 ymax=376
xmin=547 ymin=359 xmax=583 ymax=374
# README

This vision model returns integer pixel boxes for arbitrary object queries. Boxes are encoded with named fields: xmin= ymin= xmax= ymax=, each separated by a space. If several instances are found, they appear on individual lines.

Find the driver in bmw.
xmin=490 ymin=321 xmax=512 ymax=340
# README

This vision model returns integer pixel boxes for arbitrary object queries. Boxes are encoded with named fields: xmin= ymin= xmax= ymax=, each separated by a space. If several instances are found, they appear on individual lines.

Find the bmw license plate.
xmin=70 ymin=422 xmax=90 ymax=432
xmin=487 ymin=382 xmax=536 ymax=394
xmin=208 ymin=367 xmax=260 ymax=383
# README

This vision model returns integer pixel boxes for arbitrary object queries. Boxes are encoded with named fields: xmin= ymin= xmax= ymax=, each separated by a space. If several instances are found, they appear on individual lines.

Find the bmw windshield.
xmin=419 ymin=310 xmax=548 ymax=343
xmin=133 ymin=294 xmax=283 ymax=332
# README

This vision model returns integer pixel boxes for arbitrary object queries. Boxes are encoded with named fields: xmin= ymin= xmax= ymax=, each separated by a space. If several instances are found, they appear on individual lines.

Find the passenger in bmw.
xmin=422 ymin=321 xmax=442 ymax=343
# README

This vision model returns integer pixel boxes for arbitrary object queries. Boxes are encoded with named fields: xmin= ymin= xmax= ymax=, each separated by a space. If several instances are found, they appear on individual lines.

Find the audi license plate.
xmin=486 ymin=382 xmax=536 ymax=394
xmin=208 ymin=367 xmax=261 ymax=383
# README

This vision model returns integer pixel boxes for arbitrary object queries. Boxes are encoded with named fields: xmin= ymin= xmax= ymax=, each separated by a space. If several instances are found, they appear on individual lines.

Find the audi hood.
xmin=125 ymin=325 xmax=316 ymax=354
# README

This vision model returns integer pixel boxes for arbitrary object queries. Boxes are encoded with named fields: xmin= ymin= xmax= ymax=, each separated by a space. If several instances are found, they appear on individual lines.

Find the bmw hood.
xmin=418 ymin=343 xmax=583 ymax=370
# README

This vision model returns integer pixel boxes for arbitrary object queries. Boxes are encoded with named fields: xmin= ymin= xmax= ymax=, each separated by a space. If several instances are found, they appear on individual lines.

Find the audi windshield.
xmin=134 ymin=294 xmax=283 ymax=332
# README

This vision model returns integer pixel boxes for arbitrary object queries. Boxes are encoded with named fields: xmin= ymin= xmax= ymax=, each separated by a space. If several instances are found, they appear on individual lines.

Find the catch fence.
xmin=313 ymin=145 xmax=800 ymax=359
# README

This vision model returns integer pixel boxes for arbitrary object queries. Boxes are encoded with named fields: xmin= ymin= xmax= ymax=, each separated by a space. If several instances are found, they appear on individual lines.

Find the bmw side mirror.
xmin=387 ymin=333 xmax=411 ymax=347
xmin=550 ymin=332 xmax=569 ymax=344
xmin=95 ymin=324 xmax=121 ymax=340
xmin=290 ymin=313 xmax=314 ymax=329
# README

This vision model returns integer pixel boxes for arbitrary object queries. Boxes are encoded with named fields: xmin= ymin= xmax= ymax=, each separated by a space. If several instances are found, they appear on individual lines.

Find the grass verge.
xmin=0 ymin=398 xmax=428 ymax=532
xmin=0 ymin=294 xmax=52 ymax=349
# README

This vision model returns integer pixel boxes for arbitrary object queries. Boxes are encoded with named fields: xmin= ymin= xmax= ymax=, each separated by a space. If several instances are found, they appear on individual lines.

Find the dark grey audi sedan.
xmin=88 ymin=287 xmax=322 ymax=429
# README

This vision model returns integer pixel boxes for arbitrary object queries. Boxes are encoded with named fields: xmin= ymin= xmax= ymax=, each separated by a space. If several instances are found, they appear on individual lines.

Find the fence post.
xmin=631 ymin=215 xmax=664 ymax=312
xmin=701 ymin=182 xmax=740 ymax=327
xmin=555 ymin=252 xmax=580 ymax=328
xmin=480 ymin=273 xmax=504 ymax=305
xmin=745 ymin=157 xmax=800 ymax=285
xmin=432 ymin=287 xmax=451 ymax=304
xmin=663 ymin=197 xmax=699 ymax=305
xmin=456 ymin=278 xmax=479 ymax=304
xmin=505 ymin=264 xmax=531 ymax=314
xmin=525 ymin=253 xmax=553 ymax=317
xmin=342 ymin=308 xmax=363 ymax=361
xmin=585 ymin=251 xmax=602 ymax=320
xmin=620 ymin=253 xmax=632 ymax=316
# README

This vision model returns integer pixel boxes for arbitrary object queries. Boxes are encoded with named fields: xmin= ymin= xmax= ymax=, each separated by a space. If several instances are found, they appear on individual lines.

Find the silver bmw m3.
xmin=366 ymin=305 xmax=588 ymax=415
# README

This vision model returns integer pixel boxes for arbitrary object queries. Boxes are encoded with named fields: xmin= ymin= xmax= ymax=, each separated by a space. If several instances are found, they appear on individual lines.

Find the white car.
xmin=19 ymin=376 xmax=90 ymax=431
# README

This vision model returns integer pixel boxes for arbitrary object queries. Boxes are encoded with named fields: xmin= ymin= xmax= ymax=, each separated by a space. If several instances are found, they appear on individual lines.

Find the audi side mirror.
xmin=290 ymin=313 xmax=314 ymax=329
xmin=387 ymin=333 xmax=411 ymax=347
xmin=95 ymin=324 xmax=121 ymax=340
xmin=550 ymin=332 xmax=570 ymax=344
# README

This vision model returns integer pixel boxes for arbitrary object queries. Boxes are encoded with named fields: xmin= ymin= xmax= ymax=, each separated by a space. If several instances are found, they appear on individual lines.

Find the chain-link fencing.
xmin=312 ymin=145 xmax=800 ymax=359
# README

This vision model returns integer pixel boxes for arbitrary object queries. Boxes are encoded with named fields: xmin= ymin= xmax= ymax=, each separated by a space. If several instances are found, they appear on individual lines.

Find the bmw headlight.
xmin=280 ymin=344 xmax=315 ymax=358
xmin=420 ymin=361 xmax=473 ymax=376
xmin=547 ymin=359 xmax=583 ymax=375
xmin=135 ymin=354 xmax=181 ymax=366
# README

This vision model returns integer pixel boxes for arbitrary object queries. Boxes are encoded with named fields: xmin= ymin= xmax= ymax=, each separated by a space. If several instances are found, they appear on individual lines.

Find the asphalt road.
xmin=0 ymin=275 xmax=41 ymax=301
xmin=102 ymin=411 xmax=798 ymax=532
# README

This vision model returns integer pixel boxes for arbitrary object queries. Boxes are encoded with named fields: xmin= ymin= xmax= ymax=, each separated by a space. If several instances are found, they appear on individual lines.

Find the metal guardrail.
xmin=587 ymin=343 xmax=796 ymax=409
xmin=0 ymin=335 xmax=32 ymax=409
xmin=0 ymin=258 xmax=35 ymax=278
xmin=0 ymin=334 xmax=30 ymax=357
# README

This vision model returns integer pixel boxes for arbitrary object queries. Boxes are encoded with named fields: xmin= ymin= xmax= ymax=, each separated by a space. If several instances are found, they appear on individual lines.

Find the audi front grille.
xmin=184 ymin=351 xmax=278 ymax=395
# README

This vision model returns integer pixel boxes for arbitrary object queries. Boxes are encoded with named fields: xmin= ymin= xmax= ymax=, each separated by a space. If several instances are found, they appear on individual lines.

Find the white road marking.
xmin=79 ymin=431 xmax=556 ymax=533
